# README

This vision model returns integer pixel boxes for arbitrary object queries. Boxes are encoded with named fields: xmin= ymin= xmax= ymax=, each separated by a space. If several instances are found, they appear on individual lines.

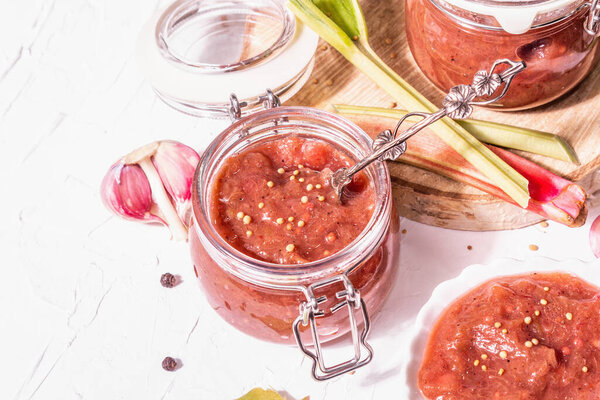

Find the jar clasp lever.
xmin=585 ymin=0 xmax=600 ymax=36
xmin=228 ymin=89 xmax=281 ymax=121
xmin=292 ymin=274 xmax=373 ymax=381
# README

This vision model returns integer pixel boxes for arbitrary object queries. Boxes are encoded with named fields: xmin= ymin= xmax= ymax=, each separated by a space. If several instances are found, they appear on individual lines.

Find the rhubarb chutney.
xmin=190 ymin=123 xmax=399 ymax=344
xmin=208 ymin=136 xmax=374 ymax=263
xmin=419 ymin=273 xmax=600 ymax=399
xmin=405 ymin=0 xmax=600 ymax=110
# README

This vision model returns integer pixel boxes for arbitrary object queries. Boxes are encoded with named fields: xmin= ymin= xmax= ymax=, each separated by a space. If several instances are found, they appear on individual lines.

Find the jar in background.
xmin=189 ymin=106 xmax=400 ymax=378
xmin=405 ymin=0 xmax=600 ymax=110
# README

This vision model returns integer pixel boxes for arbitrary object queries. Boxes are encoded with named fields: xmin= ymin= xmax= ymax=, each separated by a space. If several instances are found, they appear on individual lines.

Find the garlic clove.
xmin=100 ymin=140 xmax=199 ymax=241
xmin=590 ymin=215 xmax=600 ymax=258
xmin=151 ymin=140 xmax=200 ymax=224
xmin=100 ymin=162 xmax=164 ymax=224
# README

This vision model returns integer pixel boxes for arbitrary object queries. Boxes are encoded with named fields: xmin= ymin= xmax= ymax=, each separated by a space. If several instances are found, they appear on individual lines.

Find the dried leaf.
xmin=236 ymin=388 xmax=285 ymax=400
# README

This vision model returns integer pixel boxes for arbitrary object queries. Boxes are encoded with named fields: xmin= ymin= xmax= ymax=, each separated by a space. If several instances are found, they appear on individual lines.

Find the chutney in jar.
xmin=190 ymin=126 xmax=399 ymax=344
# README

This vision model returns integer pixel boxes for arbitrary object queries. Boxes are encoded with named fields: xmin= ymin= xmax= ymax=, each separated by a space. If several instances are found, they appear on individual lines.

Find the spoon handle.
xmin=332 ymin=59 xmax=526 ymax=199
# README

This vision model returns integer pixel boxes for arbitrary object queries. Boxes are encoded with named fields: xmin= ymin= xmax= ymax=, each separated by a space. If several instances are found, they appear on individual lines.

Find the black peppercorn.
xmin=160 ymin=273 xmax=177 ymax=288
xmin=162 ymin=357 xmax=178 ymax=371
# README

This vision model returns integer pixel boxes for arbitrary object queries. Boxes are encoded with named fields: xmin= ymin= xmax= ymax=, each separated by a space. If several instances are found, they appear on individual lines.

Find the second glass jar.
xmin=405 ymin=0 xmax=600 ymax=110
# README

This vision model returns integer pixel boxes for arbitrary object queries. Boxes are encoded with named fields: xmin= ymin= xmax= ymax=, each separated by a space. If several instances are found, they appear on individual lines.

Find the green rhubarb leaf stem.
xmin=333 ymin=104 xmax=579 ymax=163
xmin=287 ymin=0 xmax=530 ymax=207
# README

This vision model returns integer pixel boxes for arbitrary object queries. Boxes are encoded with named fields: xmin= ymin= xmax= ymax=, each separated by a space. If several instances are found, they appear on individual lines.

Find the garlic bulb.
xmin=100 ymin=140 xmax=200 ymax=241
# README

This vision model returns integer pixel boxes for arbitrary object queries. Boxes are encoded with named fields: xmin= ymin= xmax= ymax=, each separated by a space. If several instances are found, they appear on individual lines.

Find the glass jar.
xmin=136 ymin=0 xmax=318 ymax=118
xmin=189 ymin=105 xmax=400 ymax=379
xmin=405 ymin=0 xmax=600 ymax=110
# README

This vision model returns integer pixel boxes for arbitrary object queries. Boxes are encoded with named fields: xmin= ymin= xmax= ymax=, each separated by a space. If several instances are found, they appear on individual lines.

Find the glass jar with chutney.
xmin=189 ymin=104 xmax=400 ymax=380
xmin=405 ymin=0 xmax=600 ymax=110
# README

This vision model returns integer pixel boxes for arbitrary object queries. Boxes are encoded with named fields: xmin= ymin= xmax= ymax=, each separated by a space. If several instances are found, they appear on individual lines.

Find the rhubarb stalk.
xmin=345 ymin=113 xmax=587 ymax=227
xmin=287 ymin=0 xmax=531 ymax=208
xmin=333 ymin=104 xmax=579 ymax=163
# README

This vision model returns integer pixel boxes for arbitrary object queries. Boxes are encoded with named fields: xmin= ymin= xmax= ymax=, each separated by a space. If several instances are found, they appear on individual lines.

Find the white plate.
xmin=402 ymin=257 xmax=600 ymax=400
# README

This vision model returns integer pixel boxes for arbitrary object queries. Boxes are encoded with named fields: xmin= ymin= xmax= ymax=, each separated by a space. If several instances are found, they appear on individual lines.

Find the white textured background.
xmin=1 ymin=0 xmax=599 ymax=399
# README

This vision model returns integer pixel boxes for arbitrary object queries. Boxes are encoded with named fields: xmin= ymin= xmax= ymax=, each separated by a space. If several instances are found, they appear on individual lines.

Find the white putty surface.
xmin=1 ymin=1 xmax=599 ymax=399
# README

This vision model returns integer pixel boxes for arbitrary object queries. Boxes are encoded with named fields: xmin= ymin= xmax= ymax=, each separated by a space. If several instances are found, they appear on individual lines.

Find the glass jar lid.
xmin=136 ymin=0 xmax=318 ymax=118
xmin=435 ymin=0 xmax=587 ymax=33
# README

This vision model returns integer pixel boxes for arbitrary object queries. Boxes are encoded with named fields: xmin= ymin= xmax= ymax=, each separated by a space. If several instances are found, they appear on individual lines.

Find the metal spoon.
xmin=331 ymin=58 xmax=526 ymax=201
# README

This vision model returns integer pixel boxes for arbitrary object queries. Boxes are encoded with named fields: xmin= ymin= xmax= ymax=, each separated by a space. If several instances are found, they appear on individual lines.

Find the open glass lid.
xmin=136 ymin=0 xmax=318 ymax=118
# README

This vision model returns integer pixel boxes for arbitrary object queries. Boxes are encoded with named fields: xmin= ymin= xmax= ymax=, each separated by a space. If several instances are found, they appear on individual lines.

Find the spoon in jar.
xmin=330 ymin=58 xmax=526 ymax=202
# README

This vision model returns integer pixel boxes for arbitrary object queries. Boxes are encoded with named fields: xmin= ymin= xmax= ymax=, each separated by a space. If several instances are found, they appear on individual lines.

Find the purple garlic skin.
xmin=152 ymin=141 xmax=200 ymax=224
xmin=100 ymin=140 xmax=200 ymax=241
xmin=100 ymin=163 xmax=163 ymax=224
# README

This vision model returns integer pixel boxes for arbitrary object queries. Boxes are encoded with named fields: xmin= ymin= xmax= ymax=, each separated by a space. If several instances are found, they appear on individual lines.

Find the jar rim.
xmin=429 ymin=0 xmax=588 ymax=33
xmin=191 ymin=106 xmax=393 ymax=287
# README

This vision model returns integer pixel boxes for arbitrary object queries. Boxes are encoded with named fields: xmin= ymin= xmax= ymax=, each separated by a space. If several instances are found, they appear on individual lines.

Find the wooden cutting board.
xmin=286 ymin=0 xmax=600 ymax=231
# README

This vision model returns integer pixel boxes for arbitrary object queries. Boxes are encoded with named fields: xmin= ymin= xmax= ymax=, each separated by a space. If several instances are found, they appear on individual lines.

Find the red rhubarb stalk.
xmin=348 ymin=114 xmax=587 ymax=227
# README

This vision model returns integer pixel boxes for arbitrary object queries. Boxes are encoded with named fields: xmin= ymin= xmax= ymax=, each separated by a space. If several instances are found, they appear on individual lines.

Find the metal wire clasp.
xmin=228 ymin=89 xmax=280 ymax=121
xmin=292 ymin=274 xmax=373 ymax=381
xmin=585 ymin=0 xmax=600 ymax=36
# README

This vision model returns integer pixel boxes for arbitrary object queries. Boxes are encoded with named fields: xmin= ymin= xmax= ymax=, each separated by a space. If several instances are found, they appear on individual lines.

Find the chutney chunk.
xmin=209 ymin=136 xmax=375 ymax=264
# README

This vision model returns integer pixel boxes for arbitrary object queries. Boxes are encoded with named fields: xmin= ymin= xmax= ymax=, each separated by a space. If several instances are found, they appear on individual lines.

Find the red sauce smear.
xmin=419 ymin=272 xmax=600 ymax=399
xmin=209 ymin=136 xmax=375 ymax=264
